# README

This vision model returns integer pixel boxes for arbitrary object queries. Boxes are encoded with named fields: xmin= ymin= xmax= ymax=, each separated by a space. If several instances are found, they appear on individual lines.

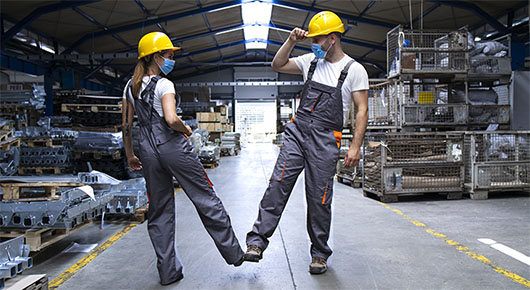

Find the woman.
xmin=122 ymin=32 xmax=244 ymax=285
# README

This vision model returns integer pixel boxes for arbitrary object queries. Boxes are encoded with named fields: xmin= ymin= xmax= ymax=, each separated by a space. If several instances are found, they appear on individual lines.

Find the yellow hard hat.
xmin=138 ymin=32 xmax=180 ymax=59
xmin=306 ymin=11 xmax=345 ymax=38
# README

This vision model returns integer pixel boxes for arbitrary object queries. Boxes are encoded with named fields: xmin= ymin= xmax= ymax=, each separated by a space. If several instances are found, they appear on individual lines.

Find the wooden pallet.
xmin=362 ymin=190 xmax=463 ymax=203
xmin=17 ymin=166 xmax=70 ymax=176
xmin=0 ymin=137 xmax=20 ymax=150
xmin=0 ymin=221 xmax=93 ymax=252
xmin=468 ymin=188 xmax=530 ymax=200
xmin=74 ymin=150 xmax=122 ymax=160
xmin=3 ymin=274 xmax=48 ymax=290
xmin=71 ymin=124 xmax=122 ymax=132
xmin=0 ymin=181 xmax=84 ymax=201
xmin=24 ymin=138 xmax=70 ymax=148
xmin=0 ymin=130 xmax=13 ymax=142
xmin=61 ymin=103 xmax=122 ymax=114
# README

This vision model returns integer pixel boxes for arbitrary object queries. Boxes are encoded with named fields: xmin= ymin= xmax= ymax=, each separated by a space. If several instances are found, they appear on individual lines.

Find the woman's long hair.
xmin=131 ymin=54 xmax=153 ymax=98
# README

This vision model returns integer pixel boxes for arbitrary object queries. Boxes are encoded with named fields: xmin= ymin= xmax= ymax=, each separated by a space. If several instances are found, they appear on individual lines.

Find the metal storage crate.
xmin=367 ymin=81 xmax=400 ymax=129
xmin=363 ymin=133 xmax=465 ymax=202
xmin=468 ymin=57 xmax=511 ymax=77
xmin=464 ymin=131 xmax=530 ymax=199
xmin=468 ymin=34 xmax=511 ymax=80
xmin=390 ymin=79 xmax=468 ymax=127
xmin=388 ymin=25 xmax=468 ymax=78
xmin=467 ymin=82 xmax=510 ymax=126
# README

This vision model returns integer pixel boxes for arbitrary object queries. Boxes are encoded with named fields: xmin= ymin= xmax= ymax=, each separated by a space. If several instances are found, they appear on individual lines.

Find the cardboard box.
xmin=401 ymin=52 xmax=416 ymax=70
xmin=198 ymin=122 xmax=222 ymax=132
xmin=215 ymin=105 xmax=228 ymax=115
xmin=196 ymin=112 xmax=218 ymax=122
xmin=219 ymin=115 xmax=227 ymax=124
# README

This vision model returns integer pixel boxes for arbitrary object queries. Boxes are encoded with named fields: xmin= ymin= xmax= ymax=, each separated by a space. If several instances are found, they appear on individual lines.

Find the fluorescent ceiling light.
xmin=242 ymin=1 xmax=272 ymax=50
xmin=246 ymin=42 xmax=267 ymax=50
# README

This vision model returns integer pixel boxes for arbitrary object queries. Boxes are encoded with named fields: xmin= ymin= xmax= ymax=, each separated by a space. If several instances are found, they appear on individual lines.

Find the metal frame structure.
xmin=464 ymin=131 xmax=530 ymax=199
xmin=363 ymin=132 xmax=465 ymax=202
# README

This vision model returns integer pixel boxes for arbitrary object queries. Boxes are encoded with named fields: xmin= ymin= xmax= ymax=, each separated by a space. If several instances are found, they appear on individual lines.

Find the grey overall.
xmin=247 ymin=58 xmax=355 ymax=259
xmin=128 ymin=76 xmax=243 ymax=284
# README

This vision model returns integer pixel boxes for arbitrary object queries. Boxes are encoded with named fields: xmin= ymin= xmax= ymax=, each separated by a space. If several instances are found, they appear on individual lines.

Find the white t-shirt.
xmin=122 ymin=75 xmax=176 ymax=117
xmin=293 ymin=53 xmax=369 ymax=125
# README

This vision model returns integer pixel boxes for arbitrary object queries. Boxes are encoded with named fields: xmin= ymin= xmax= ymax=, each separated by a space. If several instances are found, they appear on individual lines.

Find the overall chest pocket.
xmin=300 ymin=88 xmax=330 ymax=113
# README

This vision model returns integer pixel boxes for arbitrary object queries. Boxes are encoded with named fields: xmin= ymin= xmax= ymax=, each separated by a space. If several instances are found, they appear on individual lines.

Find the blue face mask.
xmin=157 ymin=56 xmax=175 ymax=75
xmin=311 ymin=37 xmax=331 ymax=59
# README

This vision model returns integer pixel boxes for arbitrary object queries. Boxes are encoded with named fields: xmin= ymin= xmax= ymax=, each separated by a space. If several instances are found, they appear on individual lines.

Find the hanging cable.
xmin=421 ymin=0 xmax=424 ymax=30
xmin=409 ymin=0 xmax=413 ymax=30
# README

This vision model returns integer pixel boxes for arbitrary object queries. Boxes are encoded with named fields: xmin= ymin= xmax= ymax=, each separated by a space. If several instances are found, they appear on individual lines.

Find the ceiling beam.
xmin=1 ymin=0 xmax=101 ymax=44
xmin=134 ymin=0 xmax=170 ymax=35
xmin=429 ymin=0 xmax=510 ymax=34
xmin=359 ymin=0 xmax=377 ymax=17
xmin=63 ymin=0 xmax=244 ymax=54
xmin=72 ymin=7 xmax=130 ymax=48
xmin=268 ymin=0 xmax=395 ymax=29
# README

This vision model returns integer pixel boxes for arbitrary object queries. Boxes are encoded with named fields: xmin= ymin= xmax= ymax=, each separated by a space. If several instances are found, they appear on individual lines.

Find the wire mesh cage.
xmin=388 ymin=25 xmax=469 ymax=78
xmin=464 ymin=131 xmax=530 ymax=192
xmin=390 ymin=79 xmax=468 ymax=126
xmin=363 ymin=133 xmax=464 ymax=199
xmin=469 ymin=34 xmax=511 ymax=78
xmin=467 ymin=81 xmax=510 ymax=125
xmin=368 ymin=81 xmax=400 ymax=129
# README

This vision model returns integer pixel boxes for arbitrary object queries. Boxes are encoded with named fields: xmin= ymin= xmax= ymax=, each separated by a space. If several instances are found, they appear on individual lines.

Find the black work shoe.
xmin=309 ymin=257 xmax=327 ymax=274
xmin=233 ymin=255 xmax=245 ymax=267
xmin=244 ymin=245 xmax=263 ymax=262
xmin=161 ymin=272 xmax=184 ymax=285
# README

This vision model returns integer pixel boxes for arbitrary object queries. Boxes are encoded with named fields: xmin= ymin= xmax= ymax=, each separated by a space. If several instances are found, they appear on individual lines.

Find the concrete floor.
xmin=27 ymin=143 xmax=530 ymax=290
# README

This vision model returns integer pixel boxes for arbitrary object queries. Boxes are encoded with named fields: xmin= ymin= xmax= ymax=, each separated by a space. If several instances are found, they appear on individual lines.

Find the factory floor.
xmin=25 ymin=143 xmax=530 ymax=290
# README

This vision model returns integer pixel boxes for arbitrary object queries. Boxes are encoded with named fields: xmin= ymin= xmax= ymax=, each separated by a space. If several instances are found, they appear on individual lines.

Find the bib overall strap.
xmin=307 ymin=58 xmax=319 ymax=81
xmin=336 ymin=59 xmax=356 ymax=89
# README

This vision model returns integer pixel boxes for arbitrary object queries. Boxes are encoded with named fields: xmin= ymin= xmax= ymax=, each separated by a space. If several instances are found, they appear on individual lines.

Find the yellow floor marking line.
xmin=48 ymin=223 xmax=137 ymax=290
xmin=377 ymin=201 xmax=530 ymax=288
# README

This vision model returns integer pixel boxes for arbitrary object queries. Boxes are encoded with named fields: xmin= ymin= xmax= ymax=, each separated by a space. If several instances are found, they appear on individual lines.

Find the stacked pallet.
xmin=0 ymin=85 xmax=44 ymax=129
xmin=61 ymin=95 xmax=122 ymax=129
xmin=73 ymin=131 xmax=130 ymax=180
xmin=16 ymin=127 xmax=76 ymax=176
xmin=0 ymin=125 xmax=21 ymax=176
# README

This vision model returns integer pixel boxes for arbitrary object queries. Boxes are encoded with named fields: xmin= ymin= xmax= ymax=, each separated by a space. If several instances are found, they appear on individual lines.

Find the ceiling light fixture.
xmin=242 ymin=1 xmax=272 ymax=50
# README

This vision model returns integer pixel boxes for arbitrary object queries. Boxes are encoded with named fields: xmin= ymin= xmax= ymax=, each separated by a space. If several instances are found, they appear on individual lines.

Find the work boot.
xmin=309 ymin=257 xmax=327 ymax=274
xmin=244 ymin=245 xmax=263 ymax=262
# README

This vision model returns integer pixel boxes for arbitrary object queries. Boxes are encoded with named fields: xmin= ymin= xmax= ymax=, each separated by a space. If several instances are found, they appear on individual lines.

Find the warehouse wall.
xmin=234 ymin=67 xmax=277 ymax=100
xmin=174 ymin=68 xmax=234 ymax=98
xmin=172 ymin=66 xmax=303 ymax=100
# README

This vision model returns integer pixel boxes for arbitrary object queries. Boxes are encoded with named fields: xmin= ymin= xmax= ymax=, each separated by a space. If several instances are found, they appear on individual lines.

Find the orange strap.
xmin=289 ymin=116 xmax=296 ymax=123
xmin=202 ymin=168 xmax=213 ymax=187
xmin=321 ymin=180 xmax=329 ymax=204
xmin=333 ymin=130 xmax=342 ymax=149
xmin=270 ymin=163 xmax=287 ymax=182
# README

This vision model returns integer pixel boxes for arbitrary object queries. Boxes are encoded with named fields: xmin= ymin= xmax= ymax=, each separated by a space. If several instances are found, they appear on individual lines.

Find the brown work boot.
xmin=244 ymin=245 xmax=263 ymax=262
xmin=309 ymin=257 xmax=328 ymax=274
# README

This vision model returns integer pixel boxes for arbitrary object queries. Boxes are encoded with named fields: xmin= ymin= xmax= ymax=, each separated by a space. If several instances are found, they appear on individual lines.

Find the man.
xmin=244 ymin=11 xmax=369 ymax=274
